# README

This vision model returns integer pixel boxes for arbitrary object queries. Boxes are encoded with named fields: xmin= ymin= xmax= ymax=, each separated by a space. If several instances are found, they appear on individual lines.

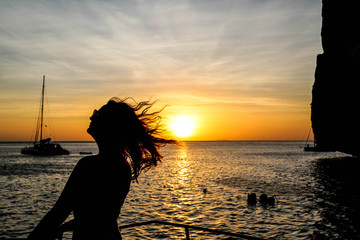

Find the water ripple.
xmin=1 ymin=142 xmax=358 ymax=239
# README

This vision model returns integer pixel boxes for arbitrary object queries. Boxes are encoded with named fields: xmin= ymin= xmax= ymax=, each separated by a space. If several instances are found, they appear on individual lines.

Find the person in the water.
xmin=27 ymin=97 xmax=176 ymax=240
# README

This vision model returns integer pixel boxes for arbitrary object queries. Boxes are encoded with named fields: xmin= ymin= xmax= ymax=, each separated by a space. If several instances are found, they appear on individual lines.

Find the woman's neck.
xmin=97 ymin=143 xmax=123 ymax=156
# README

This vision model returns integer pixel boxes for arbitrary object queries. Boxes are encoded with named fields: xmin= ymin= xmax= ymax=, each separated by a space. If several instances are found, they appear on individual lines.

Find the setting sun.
xmin=0 ymin=1 xmax=321 ymax=142
xmin=170 ymin=115 xmax=196 ymax=138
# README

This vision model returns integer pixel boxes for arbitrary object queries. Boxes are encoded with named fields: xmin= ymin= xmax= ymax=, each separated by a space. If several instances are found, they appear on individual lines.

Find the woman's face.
xmin=87 ymin=107 xmax=105 ymax=139
xmin=87 ymin=101 xmax=133 ymax=142
xmin=87 ymin=103 xmax=120 ymax=139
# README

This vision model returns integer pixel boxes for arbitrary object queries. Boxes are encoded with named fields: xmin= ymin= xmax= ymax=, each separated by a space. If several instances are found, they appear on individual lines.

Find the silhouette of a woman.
xmin=27 ymin=97 xmax=176 ymax=240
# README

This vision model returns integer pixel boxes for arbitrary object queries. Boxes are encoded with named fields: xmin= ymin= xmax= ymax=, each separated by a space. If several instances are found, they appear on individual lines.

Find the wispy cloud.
xmin=0 ymin=0 xmax=321 ymax=140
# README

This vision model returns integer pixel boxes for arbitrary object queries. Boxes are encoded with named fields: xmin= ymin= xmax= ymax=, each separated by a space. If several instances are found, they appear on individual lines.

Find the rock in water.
xmin=247 ymin=193 xmax=257 ymax=205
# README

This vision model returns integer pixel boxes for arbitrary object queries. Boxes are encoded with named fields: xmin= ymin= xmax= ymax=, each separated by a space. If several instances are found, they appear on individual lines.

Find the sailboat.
xmin=21 ymin=76 xmax=70 ymax=156
xmin=303 ymin=141 xmax=333 ymax=152
xmin=303 ymin=127 xmax=333 ymax=152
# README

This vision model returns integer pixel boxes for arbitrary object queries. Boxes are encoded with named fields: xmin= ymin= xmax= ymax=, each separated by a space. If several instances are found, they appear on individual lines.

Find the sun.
xmin=170 ymin=115 xmax=195 ymax=138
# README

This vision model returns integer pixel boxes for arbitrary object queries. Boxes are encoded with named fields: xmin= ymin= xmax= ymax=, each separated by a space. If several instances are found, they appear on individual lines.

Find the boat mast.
xmin=40 ymin=75 xmax=45 ymax=141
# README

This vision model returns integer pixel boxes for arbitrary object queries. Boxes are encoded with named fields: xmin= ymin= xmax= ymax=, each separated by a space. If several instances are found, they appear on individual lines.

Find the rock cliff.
xmin=311 ymin=0 xmax=360 ymax=156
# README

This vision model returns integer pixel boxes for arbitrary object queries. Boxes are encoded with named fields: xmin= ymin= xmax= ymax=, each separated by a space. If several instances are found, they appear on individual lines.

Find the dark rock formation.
xmin=311 ymin=0 xmax=360 ymax=156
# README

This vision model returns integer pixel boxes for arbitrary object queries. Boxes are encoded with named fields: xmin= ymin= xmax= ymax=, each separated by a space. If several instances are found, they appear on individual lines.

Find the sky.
xmin=0 ymin=0 xmax=322 ymax=141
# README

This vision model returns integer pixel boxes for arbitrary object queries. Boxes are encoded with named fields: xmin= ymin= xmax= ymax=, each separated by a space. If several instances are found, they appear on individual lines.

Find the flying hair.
xmin=107 ymin=97 xmax=177 ymax=182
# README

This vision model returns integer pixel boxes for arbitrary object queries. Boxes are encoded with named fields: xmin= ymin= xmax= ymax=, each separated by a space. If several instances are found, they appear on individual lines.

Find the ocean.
xmin=1 ymin=141 xmax=359 ymax=239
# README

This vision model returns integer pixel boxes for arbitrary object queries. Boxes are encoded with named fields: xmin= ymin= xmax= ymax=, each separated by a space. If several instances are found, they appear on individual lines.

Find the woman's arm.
xmin=26 ymin=195 xmax=72 ymax=240
xmin=26 ymin=161 xmax=81 ymax=240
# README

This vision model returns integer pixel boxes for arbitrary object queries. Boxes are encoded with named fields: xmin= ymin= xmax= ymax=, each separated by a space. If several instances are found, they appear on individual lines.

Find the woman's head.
xmin=88 ymin=97 xmax=177 ymax=181
xmin=88 ymin=99 xmax=139 ymax=142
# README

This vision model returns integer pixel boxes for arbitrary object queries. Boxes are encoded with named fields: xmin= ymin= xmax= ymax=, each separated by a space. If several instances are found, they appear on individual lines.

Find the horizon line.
xmin=0 ymin=139 xmax=312 ymax=143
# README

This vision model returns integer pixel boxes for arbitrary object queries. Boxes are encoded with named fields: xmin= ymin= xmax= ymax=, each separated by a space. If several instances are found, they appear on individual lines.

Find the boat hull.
xmin=21 ymin=143 xmax=70 ymax=156
xmin=304 ymin=146 xmax=334 ymax=152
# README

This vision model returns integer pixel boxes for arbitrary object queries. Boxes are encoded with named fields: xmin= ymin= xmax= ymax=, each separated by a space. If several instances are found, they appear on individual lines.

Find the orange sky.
xmin=0 ymin=89 xmax=313 ymax=141
xmin=0 ymin=0 xmax=320 ymax=141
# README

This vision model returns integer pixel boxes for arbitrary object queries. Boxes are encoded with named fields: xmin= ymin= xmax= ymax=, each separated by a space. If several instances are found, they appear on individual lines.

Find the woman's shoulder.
xmin=78 ymin=155 xmax=99 ymax=163
xmin=73 ymin=155 xmax=99 ymax=171
xmin=74 ymin=154 xmax=130 ymax=175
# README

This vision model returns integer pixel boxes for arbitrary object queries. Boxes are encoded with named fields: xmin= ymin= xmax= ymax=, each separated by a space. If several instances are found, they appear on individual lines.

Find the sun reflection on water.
xmin=175 ymin=147 xmax=190 ymax=185
xmin=164 ymin=144 xmax=202 ymax=223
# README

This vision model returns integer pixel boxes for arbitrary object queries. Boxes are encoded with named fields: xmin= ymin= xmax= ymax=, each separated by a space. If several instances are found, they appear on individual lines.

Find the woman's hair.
xmin=100 ymin=97 xmax=177 ymax=181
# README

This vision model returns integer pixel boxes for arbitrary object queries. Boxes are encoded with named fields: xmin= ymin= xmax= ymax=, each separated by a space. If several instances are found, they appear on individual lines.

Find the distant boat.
xmin=303 ymin=127 xmax=333 ymax=152
xmin=21 ymin=76 xmax=70 ymax=156
xmin=303 ymin=142 xmax=333 ymax=152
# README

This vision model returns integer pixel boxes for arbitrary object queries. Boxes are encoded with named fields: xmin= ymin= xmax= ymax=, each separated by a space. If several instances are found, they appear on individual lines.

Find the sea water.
xmin=1 ymin=141 xmax=359 ymax=239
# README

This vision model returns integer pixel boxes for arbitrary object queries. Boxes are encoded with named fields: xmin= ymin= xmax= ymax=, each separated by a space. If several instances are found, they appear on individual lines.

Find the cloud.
xmin=0 ymin=0 xmax=322 ymax=140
